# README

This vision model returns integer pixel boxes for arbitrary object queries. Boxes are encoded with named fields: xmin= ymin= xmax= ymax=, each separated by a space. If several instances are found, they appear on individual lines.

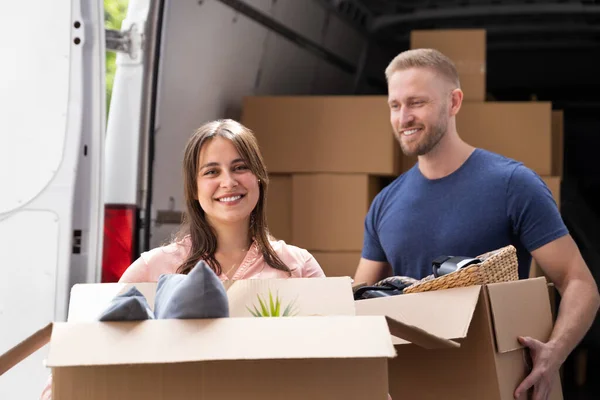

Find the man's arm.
xmin=354 ymin=258 xmax=393 ymax=286
xmin=533 ymin=234 xmax=599 ymax=361
xmin=514 ymin=234 xmax=599 ymax=398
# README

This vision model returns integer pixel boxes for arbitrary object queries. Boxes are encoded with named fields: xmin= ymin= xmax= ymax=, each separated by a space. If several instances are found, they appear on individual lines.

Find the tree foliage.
xmin=104 ymin=0 xmax=129 ymax=113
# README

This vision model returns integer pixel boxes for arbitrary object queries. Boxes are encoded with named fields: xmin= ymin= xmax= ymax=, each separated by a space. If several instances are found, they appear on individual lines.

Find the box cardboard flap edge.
xmin=355 ymin=285 xmax=482 ymax=345
xmin=0 ymin=323 xmax=52 ymax=376
xmin=45 ymin=316 xmax=396 ymax=367
xmin=384 ymin=316 xmax=460 ymax=349
xmin=68 ymin=276 xmax=356 ymax=322
xmin=486 ymin=277 xmax=554 ymax=353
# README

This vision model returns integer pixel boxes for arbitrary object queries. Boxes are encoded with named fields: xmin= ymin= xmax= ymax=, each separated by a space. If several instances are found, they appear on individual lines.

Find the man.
xmin=354 ymin=48 xmax=599 ymax=400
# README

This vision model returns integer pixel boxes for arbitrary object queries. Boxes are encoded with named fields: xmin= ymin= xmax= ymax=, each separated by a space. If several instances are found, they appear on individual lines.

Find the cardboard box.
xmin=355 ymin=277 xmax=563 ymax=400
xmin=410 ymin=29 xmax=486 ymax=102
xmin=292 ymin=174 xmax=382 ymax=251
xmin=241 ymin=96 xmax=400 ymax=174
xmin=552 ymin=110 xmax=564 ymax=177
xmin=403 ymin=102 xmax=553 ymax=175
xmin=266 ymin=174 xmax=292 ymax=242
xmin=1 ymin=278 xmax=399 ymax=400
xmin=311 ymin=251 xmax=362 ymax=278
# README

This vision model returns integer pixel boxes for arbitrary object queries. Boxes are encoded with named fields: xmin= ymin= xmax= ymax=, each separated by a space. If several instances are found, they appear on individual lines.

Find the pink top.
xmin=119 ymin=237 xmax=325 ymax=283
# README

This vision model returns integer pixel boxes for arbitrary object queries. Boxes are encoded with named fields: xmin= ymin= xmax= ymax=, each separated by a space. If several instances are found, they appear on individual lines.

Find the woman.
xmin=120 ymin=118 xmax=324 ymax=282
xmin=40 ymin=119 xmax=325 ymax=399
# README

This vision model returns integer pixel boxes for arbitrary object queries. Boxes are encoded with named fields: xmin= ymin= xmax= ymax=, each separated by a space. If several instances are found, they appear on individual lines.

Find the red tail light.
xmin=102 ymin=205 xmax=137 ymax=282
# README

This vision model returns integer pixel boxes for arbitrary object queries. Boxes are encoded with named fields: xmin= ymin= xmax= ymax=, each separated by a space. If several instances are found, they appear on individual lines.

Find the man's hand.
xmin=514 ymin=336 xmax=561 ymax=400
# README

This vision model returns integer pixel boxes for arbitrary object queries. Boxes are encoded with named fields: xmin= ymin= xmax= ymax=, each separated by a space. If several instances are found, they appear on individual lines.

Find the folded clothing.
xmin=98 ymin=260 xmax=230 ymax=321
xmin=155 ymin=260 xmax=229 ymax=319
xmin=98 ymin=286 xmax=155 ymax=321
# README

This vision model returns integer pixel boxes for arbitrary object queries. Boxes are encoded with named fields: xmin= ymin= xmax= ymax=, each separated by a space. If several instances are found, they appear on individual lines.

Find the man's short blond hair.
xmin=385 ymin=48 xmax=460 ymax=88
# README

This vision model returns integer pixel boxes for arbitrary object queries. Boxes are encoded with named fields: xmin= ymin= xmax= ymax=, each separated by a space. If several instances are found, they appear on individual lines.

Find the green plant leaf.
xmin=257 ymin=294 xmax=269 ymax=316
xmin=246 ymin=306 xmax=260 ymax=317
xmin=282 ymin=298 xmax=298 ymax=317
xmin=274 ymin=291 xmax=281 ymax=316
xmin=269 ymin=290 xmax=277 ymax=317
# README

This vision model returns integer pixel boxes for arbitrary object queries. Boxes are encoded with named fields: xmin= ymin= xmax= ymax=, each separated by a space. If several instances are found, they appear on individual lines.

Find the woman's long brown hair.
xmin=174 ymin=119 xmax=290 ymax=276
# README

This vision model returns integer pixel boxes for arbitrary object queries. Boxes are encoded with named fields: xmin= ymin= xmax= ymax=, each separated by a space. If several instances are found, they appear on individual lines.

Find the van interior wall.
xmin=149 ymin=0 xmax=370 ymax=248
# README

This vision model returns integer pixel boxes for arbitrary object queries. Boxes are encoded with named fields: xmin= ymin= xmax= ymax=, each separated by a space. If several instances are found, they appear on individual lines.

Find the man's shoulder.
xmin=465 ymin=148 xmax=526 ymax=185
xmin=473 ymin=148 xmax=523 ymax=170
xmin=371 ymin=167 xmax=415 ymax=207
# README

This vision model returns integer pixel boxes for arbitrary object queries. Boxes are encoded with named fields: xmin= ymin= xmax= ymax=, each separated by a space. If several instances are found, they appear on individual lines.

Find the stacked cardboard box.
xmin=410 ymin=29 xmax=564 ymax=279
xmin=242 ymin=96 xmax=399 ymax=278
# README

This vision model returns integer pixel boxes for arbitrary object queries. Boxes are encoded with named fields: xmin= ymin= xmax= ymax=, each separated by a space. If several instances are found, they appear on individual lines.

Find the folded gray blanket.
xmin=99 ymin=260 xmax=229 ymax=321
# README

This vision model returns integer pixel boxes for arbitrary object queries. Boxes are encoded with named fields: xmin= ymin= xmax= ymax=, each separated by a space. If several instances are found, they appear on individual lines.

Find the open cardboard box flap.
xmin=487 ymin=277 xmax=554 ymax=353
xmin=355 ymin=284 xmax=482 ymax=346
xmin=0 ymin=323 xmax=53 ymax=376
xmin=356 ymin=277 xmax=554 ymax=353
xmin=67 ymin=277 xmax=357 ymax=322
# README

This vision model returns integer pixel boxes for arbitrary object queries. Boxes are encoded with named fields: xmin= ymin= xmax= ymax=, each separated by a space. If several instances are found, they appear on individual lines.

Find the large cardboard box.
xmin=1 ymin=278 xmax=398 ymax=400
xmin=403 ymin=102 xmax=553 ymax=175
xmin=355 ymin=277 xmax=563 ymax=400
xmin=410 ymin=29 xmax=486 ymax=102
xmin=552 ymin=110 xmax=564 ymax=177
xmin=311 ymin=251 xmax=362 ymax=277
xmin=241 ymin=96 xmax=400 ymax=174
xmin=266 ymin=174 xmax=292 ymax=242
xmin=292 ymin=174 xmax=382 ymax=251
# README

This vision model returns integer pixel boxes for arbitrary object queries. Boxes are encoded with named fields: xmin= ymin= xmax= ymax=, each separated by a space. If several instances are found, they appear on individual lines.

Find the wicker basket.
xmin=403 ymin=245 xmax=519 ymax=294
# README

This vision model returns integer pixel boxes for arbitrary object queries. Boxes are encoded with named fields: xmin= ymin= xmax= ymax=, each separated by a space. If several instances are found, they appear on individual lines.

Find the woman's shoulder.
xmin=268 ymin=238 xmax=325 ymax=278
xmin=269 ymin=239 xmax=310 ymax=259
xmin=120 ymin=237 xmax=191 ymax=282
xmin=140 ymin=237 xmax=190 ymax=266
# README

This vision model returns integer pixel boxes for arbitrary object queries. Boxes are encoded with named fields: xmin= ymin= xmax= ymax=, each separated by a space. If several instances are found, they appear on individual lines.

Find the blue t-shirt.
xmin=362 ymin=149 xmax=568 ymax=279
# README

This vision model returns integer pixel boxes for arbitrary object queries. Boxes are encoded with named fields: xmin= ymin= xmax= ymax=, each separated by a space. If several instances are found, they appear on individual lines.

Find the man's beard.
xmin=396 ymin=109 xmax=448 ymax=157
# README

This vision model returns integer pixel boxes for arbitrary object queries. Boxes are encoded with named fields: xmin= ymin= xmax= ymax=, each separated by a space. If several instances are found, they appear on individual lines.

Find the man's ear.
xmin=449 ymin=88 xmax=464 ymax=117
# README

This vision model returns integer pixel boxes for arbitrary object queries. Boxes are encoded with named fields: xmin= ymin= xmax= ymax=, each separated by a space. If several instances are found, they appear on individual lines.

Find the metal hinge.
xmin=105 ymin=23 xmax=143 ymax=61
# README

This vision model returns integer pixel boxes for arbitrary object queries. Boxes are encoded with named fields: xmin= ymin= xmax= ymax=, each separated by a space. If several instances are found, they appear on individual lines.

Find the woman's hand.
xmin=40 ymin=374 xmax=52 ymax=400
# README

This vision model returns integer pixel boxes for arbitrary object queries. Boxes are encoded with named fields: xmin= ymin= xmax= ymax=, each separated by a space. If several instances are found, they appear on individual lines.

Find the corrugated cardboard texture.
xmin=402 ymin=102 xmax=553 ymax=175
xmin=47 ymin=316 xmax=394 ymax=367
xmin=266 ymin=174 xmax=292 ymax=242
xmin=68 ymin=277 xmax=356 ymax=322
xmin=388 ymin=293 xmax=501 ymax=400
xmin=311 ymin=251 xmax=361 ymax=277
xmin=410 ymin=29 xmax=486 ymax=102
xmin=241 ymin=96 xmax=399 ymax=174
xmin=486 ymin=278 xmax=554 ymax=354
xmin=292 ymin=174 xmax=381 ymax=251
xmin=552 ymin=110 xmax=564 ymax=177
xmin=52 ymin=358 xmax=389 ymax=400
xmin=354 ymin=285 xmax=481 ymax=344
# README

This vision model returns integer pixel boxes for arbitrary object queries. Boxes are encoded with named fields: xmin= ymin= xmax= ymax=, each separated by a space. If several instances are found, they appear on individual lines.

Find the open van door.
xmin=0 ymin=1 xmax=105 ymax=398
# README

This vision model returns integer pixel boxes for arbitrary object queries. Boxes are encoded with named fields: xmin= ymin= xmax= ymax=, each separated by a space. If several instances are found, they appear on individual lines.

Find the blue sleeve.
xmin=506 ymin=166 xmax=569 ymax=252
xmin=361 ymin=193 xmax=388 ymax=262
